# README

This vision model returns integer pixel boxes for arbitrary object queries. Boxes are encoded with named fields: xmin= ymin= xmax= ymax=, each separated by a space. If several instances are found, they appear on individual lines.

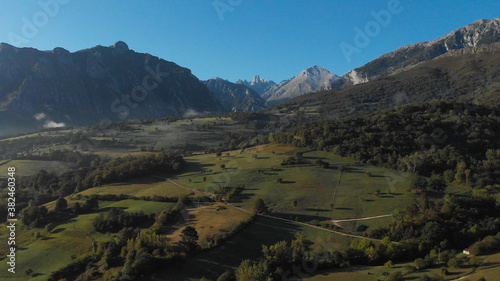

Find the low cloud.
xmin=183 ymin=109 xmax=200 ymax=118
xmin=43 ymin=120 xmax=66 ymax=128
xmin=34 ymin=112 xmax=47 ymax=120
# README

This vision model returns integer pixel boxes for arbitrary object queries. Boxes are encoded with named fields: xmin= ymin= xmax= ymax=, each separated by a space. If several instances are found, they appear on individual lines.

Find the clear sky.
xmin=0 ymin=0 xmax=499 ymax=82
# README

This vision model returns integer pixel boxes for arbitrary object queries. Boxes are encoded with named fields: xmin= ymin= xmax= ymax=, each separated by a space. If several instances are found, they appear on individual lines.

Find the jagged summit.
xmin=236 ymin=75 xmax=276 ymax=94
xmin=251 ymin=75 xmax=273 ymax=85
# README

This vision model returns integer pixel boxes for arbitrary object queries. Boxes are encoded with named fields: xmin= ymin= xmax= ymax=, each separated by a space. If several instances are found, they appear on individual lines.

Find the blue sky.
xmin=0 ymin=0 xmax=499 ymax=82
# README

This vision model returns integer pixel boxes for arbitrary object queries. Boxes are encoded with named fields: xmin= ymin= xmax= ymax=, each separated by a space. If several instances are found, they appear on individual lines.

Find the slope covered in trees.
xmin=272 ymin=101 xmax=500 ymax=189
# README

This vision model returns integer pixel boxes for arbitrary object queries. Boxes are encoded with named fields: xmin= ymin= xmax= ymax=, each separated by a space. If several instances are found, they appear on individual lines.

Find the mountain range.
xmin=0 ymin=41 xmax=223 ymax=135
xmin=202 ymin=78 xmax=266 ymax=112
xmin=1 ymin=18 xmax=500 ymax=136
xmin=236 ymin=75 xmax=276 ymax=94
xmin=276 ymin=41 xmax=500 ymax=118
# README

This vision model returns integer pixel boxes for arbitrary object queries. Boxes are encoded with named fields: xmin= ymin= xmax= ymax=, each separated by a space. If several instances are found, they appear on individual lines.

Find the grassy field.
xmin=166 ymin=202 xmax=253 ymax=246
xmin=0 ymin=199 xmax=174 ymax=280
xmin=306 ymin=251 xmax=500 ymax=281
xmin=154 ymin=215 xmax=363 ymax=281
xmin=76 ymin=176 xmax=200 ymax=198
xmin=0 ymin=137 xmax=471 ymax=280
xmin=0 ymin=159 xmax=70 ymax=179
xmin=174 ymin=144 xmax=419 ymax=222
xmin=337 ymin=216 xmax=394 ymax=234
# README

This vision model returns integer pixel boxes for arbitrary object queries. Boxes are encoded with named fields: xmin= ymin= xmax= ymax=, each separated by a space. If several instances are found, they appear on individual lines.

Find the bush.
xmin=386 ymin=271 xmax=403 ymax=281
xmin=415 ymin=258 xmax=427 ymax=270
xmin=254 ymin=198 xmax=266 ymax=214
xmin=448 ymin=258 xmax=459 ymax=268
xmin=45 ymin=223 xmax=56 ymax=233
xmin=403 ymin=265 xmax=416 ymax=274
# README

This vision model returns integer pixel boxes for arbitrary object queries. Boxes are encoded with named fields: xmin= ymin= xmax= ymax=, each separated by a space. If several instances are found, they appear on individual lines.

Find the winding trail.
xmin=332 ymin=214 xmax=392 ymax=227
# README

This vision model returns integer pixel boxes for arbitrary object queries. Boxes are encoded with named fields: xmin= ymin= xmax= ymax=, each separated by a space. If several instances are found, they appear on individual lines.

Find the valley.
xmin=0 ymin=13 xmax=500 ymax=281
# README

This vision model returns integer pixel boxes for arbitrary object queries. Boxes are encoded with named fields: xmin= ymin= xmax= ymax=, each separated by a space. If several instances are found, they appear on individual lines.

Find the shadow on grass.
xmin=304 ymin=208 xmax=330 ymax=212
xmin=51 ymin=228 xmax=66 ymax=234
xmin=183 ymin=161 xmax=217 ymax=173
xmin=370 ymin=174 xmax=387 ymax=178
xmin=269 ymin=212 xmax=330 ymax=222
xmin=41 ymin=237 xmax=55 ymax=241
xmin=99 ymin=206 xmax=128 ymax=212
xmin=230 ymin=192 xmax=255 ymax=203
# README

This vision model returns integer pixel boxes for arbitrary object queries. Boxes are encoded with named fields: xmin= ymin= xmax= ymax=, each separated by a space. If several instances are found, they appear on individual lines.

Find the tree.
xmin=385 ymin=260 xmax=393 ymax=268
xmin=411 ymin=175 xmax=428 ymax=191
xmin=414 ymin=258 xmax=427 ymax=270
xmin=365 ymin=246 xmax=378 ymax=262
xmin=235 ymin=260 xmax=269 ymax=281
xmin=291 ymin=232 xmax=306 ymax=263
xmin=180 ymin=226 xmax=199 ymax=252
xmin=429 ymin=175 xmax=447 ymax=193
xmin=45 ymin=223 xmax=56 ymax=233
xmin=254 ymin=198 xmax=266 ymax=214
xmin=262 ymin=241 xmax=291 ymax=269
xmin=54 ymin=197 xmax=68 ymax=212
xmin=386 ymin=271 xmax=403 ymax=281
xmin=448 ymin=258 xmax=459 ymax=268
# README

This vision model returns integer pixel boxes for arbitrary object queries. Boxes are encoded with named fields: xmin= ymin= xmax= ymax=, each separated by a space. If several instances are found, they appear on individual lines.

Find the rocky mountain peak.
xmin=298 ymin=65 xmax=335 ymax=78
xmin=110 ymin=41 xmax=130 ymax=56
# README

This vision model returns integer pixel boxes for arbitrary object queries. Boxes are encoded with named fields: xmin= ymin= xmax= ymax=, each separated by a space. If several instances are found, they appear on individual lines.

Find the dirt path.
xmin=451 ymin=263 xmax=500 ymax=280
xmin=258 ymin=213 xmax=384 ymax=242
xmin=332 ymin=214 xmax=392 ymax=227
xmin=328 ymin=170 xmax=343 ymax=218
xmin=196 ymin=258 xmax=237 ymax=270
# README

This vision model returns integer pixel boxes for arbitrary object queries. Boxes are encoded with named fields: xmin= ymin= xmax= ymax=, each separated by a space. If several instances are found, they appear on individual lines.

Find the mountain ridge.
xmin=0 ymin=41 xmax=223 ymax=135
xmin=344 ymin=18 xmax=500 ymax=86
xmin=274 ymin=41 xmax=500 ymax=118
xmin=203 ymin=77 xmax=267 ymax=111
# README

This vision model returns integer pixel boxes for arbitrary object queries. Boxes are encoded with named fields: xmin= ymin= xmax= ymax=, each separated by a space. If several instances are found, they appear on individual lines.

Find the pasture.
xmin=0 ymin=199 xmax=174 ymax=280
